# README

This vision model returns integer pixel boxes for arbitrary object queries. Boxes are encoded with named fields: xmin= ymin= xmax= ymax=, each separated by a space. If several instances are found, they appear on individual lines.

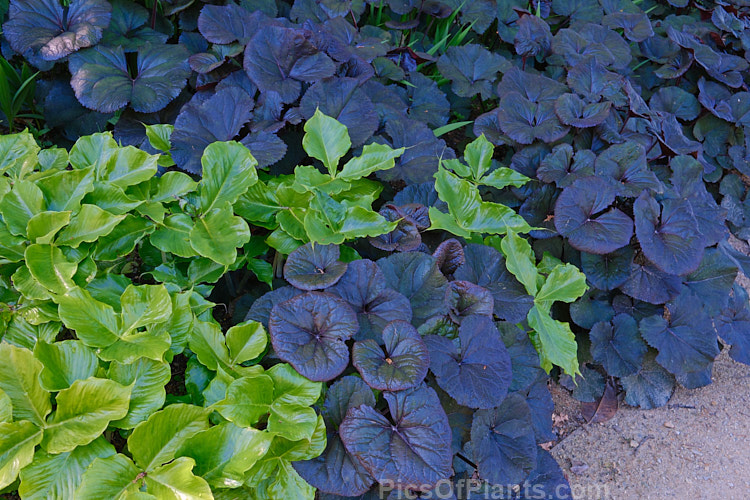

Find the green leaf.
xmin=58 ymin=287 xmax=120 ymax=347
xmin=500 ymin=230 xmax=539 ymax=296
xmin=75 ymin=454 xmax=142 ymax=499
xmin=0 ymin=131 xmax=39 ymax=178
xmin=35 ymin=167 xmax=95 ymax=212
xmin=93 ymin=214 xmax=155 ymax=261
xmin=432 ymin=167 xmax=531 ymax=236
xmin=26 ymin=211 xmax=71 ymax=244
xmin=302 ymin=109 xmax=351 ymax=176
xmin=427 ymin=207 xmax=472 ymax=239
xmin=198 ymin=141 xmax=258 ymax=214
xmin=107 ymin=358 xmax=171 ymax=429
xmin=37 ymin=147 xmax=69 ymax=171
xmin=235 ymin=181 xmax=283 ymax=228
xmin=247 ymin=258 xmax=273 ymax=287
xmin=0 ymin=390 xmax=12 ymax=423
xmin=304 ymin=205 xmax=396 ymax=245
xmin=18 ymin=437 xmax=115 ymax=500
xmin=83 ymin=182 xmax=143 ymax=215
xmin=128 ymin=404 xmax=210 ymax=471
xmin=535 ymin=263 xmax=588 ymax=305
xmin=0 ymin=223 xmax=27 ymax=262
xmin=102 ymin=146 xmax=159 ymax=188
xmin=151 ymin=171 xmax=197 ymax=203
xmin=479 ymin=167 xmax=530 ymax=189
xmin=120 ymin=284 xmax=172 ymax=332
xmin=69 ymin=132 xmax=118 ymax=172
xmin=41 ymin=377 xmax=132 ymax=454
xmin=144 ymin=457 xmax=213 ymax=500
xmin=56 ymin=204 xmax=126 ymax=248
xmin=151 ymin=214 xmax=197 ymax=258
xmin=0 ymin=343 xmax=51 ymax=426
xmin=267 ymin=403 xmax=318 ymax=442
xmin=432 ymin=120 xmax=473 ymax=138
xmin=292 ymin=165 xmax=350 ymax=195
xmin=527 ymin=305 xmax=580 ymax=377
xmin=266 ymin=228 xmax=303 ymax=254
xmin=190 ymin=203 xmax=251 ymax=266
xmin=226 ymin=321 xmax=267 ymax=365
xmin=464 ymin=134 xmax=494 ymax=180
xmin=0 ymin=180 xmax=44 ymax=236
xmin=244 ymin=416 xmax=326 ymax=498
xmin=145 ymin=124 xmax=173 ymax=153
xmin=97 ymin=329 xmax=171 ymax=364
xmin=267 ymin=364 xmax=321 ymax=407
xmin=188 ymin=320 xmax=231 ymax=371
xmin=214 ymin=374 xmax=275 ymax=427
xmin=337 ymin=143 xmax=404 ymax=181
xmin=33 ymin=340 xmax=99 ymax=392
xmin=0 ymin=421 xmax=43 ymax=489
xmin=177 ymin=422 xmax=273 ymax=489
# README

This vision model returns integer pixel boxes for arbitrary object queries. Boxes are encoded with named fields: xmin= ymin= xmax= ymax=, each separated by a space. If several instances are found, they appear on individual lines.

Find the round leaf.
xmin=269 ymin=292 xmax=358 ymax=381
xmin=352 ymin=320 xmax=429 ymax=391
xmin=283 ymin=243 xmax=348 ymax=291
xmin=425 ymin=315 xmax=512 ymax=409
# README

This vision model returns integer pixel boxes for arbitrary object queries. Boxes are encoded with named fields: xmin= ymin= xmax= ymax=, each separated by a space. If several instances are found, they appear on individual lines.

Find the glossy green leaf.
xmin=226 ymin=320 xmax=267 ymax=365
xmin=0 ymin=343 xmax=51 ymax=426
xmin=58 ymin=287 xmax=120 ymax=347
xmin=41 ymin=377 xmax=132 ymax=454
xmin=177 ymin=422 xmax=273 ymax=489
xmin=151 ymin=214 xmax=197 ymax=258
xmin=83 ymin=181 xmax=143 ymax=215
xmin=432 ymin=167 xmax=531 ymax=236
xmin=75 ymin=454 xmax=142 ymax=499
xmin=527 ymin=305 xmax=580 ymax=377
xmin=337 ymin=143 xmax=404 ymax=181
xmin=33 ymin=340 xmax=99 ymax=392
xmin=214 ymin=374 xmax=275 ymax=427
xmin=190 ymin=203 xmax=251 ymax=266
xmin=535 ymin=263 xmax=588 ymax=305
xmin=0 ymin=390 xmax=11 ymax=423
xmin=0 ymin=180 xmax=44 ymax=236
xmin=69 ymin=133 xmax=118 ymax=172
xmin=145 ymin=124 xmax=173 ymax=153
xmin=102 ymin=146 xmax=159 ymax=188
xmin=56 ymin=204 xmax=126 ymax=248
xmin=128 ymin=404 xmax=211 ymax=471
xmin=0 ymin=131 xmax=39 ymax=178
xmin=500 ymin=230 xmax=539 ymax=296
xmin=0 ymin=223 xmax=26 ymax=262
xmin=198 ymin=141 xmax=258 ymax=214
xmin=35 ymin=167 xmax=95 ymax=212
xmin=464 ymin=134 xmax=494 ymax=180
xmin=480 ymin=167 xmax=530 ymax=189
xmin=151 ymin=171 xmax=197 ymax=202
xmin=235 ymin=182 xmax=283 ymax=228
xmin=302 ymin=109 xmax=351 ymax=176
xmin=96 ymin=328 xmax=171 ymax=364
xmin=266 ymin=364 xmax=321 ymax=407
xmin=26 ymin=211 xmax=71 ymax=244
xmin=120 ymin=284 xmax=172 ymax=332
xmin=18 ymin=437 xmax=115 ymax=500
xmin=189 ymin=319 xmax=232 ymax=371
xmin=93 ymin=214 xmax=155 ymax=261
xmin=38 ymin=148 xmax=69 ymax=171
xmin=144 ymin=457 xmax=213 ymax=500
xmin=107 ymin=359 xmax=171 ymax=429
xmin=0 ymin=421 xmax=43 ymax=490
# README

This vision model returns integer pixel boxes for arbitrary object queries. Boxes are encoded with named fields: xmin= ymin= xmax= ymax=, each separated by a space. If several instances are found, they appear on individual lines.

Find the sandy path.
xmin=550 ymin=350 xmax=750 ymax=499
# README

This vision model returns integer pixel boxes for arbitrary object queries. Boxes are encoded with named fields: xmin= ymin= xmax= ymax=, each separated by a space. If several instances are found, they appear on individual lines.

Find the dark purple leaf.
xmin=497 ymin=92 xmax=570 ymax=144
xmin=580 ymin=246 xmax=634 ymax=291
xmin=339 ymin=385 xmax=453 ymax=491
xmin=425 ymin=315 xmax=512 ymax=409
xmin=100 ymin=0 xmax=168 ymax=52
xmin=269 ymin=291 xmax=358 ymax=381
xmin=437 ymin=44 xmax=509 ymax=99
xmin=4 ymin=0 xmax=111 ymax=61
xmin=69 ymin=44 xmax=190 ymax=113
xmin=514 ymin=14 xmax=552 ymax=58
xmin=594 ymin=142 xmax=662 ymax=197
xmin=590 ymin=314 xmax=647 ymax=378
xmin=554 ymin=177 xmax=634 ymax=254
xmin=445 ymin=281 xmax=493 ymax=323
xmin=603 ymin=11 xmax=653 ymax=42
xmin=621 ymin=262 xmax=682 ymax=305
xmin=352 ymin=320 xmax=429 ymax=391
xmin=244 ymin=25 xmax=336 ymax=103
xmin=470 ymin=392 xmax=537 ymax=486
xmin=283 ymin=243 xmax=348 ymax=291
xmin=555 ymin=93 xmax=611 ymax=128
xmin=328 ymin=259 xmax=413 ymax=342
xmin=245 ymin=286 xmax=303 ymax=328
xmin=432 ymin=238 xmax=464 ymax=277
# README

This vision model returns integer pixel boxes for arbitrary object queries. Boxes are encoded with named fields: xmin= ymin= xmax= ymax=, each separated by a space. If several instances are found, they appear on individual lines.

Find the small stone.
xmin=570 ymin=461 xmax=589 ymax=475
xmin=664 ymin=421 xmax=675 ymax=429
xmin=629 ymin=439 xmax=639 ymax=448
